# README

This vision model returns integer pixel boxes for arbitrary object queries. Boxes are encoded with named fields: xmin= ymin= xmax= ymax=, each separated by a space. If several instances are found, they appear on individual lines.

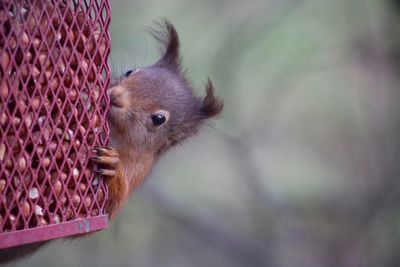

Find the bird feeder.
xmin=0 ymin=0 xmax=111 ymax=249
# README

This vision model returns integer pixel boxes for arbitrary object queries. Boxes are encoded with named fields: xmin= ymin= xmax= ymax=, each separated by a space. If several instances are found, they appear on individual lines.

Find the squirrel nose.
xmin=108 ymin=86 xmax=125 ymax=108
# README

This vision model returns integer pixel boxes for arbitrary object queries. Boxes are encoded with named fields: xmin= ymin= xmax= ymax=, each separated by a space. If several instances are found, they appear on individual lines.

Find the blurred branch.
xmin=144 ymin=185 xmax=273 ymax=266
xmin=322 ymin=1 xmax=400 ymax=265
xmin=211 ymin=0 xmax=312 ymax=213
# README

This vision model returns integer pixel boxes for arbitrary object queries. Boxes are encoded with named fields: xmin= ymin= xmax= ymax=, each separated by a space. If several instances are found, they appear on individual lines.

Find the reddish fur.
xmin=106 ymin=152 xmax=155 ymax=220
xmin=106 ymin=166 xmax=126 ymax=219
xmin=106 ymin=20 xmax=223 ymax=222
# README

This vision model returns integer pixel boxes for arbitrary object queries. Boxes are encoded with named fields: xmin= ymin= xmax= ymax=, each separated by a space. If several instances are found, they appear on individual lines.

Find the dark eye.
xmin=124 ymin=70 xmax=133 ymax=77
xmin=151 ymin=114 xmax=166 ymax=126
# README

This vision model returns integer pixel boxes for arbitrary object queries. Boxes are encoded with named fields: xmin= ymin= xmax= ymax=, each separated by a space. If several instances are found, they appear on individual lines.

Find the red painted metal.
xmin=0 ymin=215 xmax=108 ymax=249
xmin=0 ymin=0 xmax=111 ymax=249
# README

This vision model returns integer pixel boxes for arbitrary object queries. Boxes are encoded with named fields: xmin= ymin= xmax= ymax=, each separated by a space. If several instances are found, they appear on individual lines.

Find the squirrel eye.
xmin=151 ymin=114 xmax=166 ymax=126
xmin=124 ymin=70 xmax=133 ymax=77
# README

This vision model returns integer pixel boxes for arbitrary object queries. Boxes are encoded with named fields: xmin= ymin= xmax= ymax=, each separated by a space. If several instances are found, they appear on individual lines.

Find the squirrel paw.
xmin=90 ymin=147 xmax=120 ymax=177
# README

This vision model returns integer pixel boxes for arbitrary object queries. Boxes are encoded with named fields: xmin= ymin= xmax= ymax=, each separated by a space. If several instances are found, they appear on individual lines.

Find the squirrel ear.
xmin=149 ymin=19 xmax=181 ymax=68
xmin=199 ymin=79 xmax=224 ymax=119
xmin=162 ymin=79 xmax=223 ymax=152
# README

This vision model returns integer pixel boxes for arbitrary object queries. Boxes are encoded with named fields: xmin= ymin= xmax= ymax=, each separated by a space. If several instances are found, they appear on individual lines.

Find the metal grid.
xmin=0 ymin=0 xmax=111 ymax=249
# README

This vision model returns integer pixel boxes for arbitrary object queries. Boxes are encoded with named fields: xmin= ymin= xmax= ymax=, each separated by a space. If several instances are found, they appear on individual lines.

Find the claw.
xmin=90 ymin=146 xmax=119 ymax=178
xmin=92 ymin=147 xmax=119 ymax=157
xmin=92 ymin=147 xmax=106 ymax=155
xmin=103 ymin=146 xmax=116 ymax=151
xmin=90 ymin=155 xmax=119 ymax=165
xmin=93 ymin=168 xmax=116 ymax=177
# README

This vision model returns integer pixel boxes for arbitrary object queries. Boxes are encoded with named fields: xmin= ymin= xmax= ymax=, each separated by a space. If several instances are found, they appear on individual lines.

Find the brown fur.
xmin=106 ymin=20 xmax=223 ymax=218
xmin=0 ymin=19 xmax=223 ymax=264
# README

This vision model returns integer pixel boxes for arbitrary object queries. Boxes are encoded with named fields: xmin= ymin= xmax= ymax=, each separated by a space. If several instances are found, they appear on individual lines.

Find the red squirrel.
xmin=0 ymin=20 xmax=223 ymax=264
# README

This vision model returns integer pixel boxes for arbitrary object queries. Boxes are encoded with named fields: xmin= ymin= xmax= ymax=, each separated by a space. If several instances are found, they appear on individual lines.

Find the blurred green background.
xmin=18 ymin=0 xmax=400 ymax=266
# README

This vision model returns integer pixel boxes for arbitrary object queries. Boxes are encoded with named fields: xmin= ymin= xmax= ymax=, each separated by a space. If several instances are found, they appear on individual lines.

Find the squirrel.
xmin=0 ymin=20 xmax=223 ymax=264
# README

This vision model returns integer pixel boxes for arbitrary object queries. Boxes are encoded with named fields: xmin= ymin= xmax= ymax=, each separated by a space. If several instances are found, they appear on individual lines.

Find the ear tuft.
xmin=200 ymin=79 xmax=224 ymax=119
xmin=148 ymin=19 xmax=181 ymax=68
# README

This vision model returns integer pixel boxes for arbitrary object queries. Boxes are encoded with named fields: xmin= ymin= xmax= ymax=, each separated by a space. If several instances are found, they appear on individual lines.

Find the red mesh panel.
xmin=0 ymin=0 xmax=111 ymax=249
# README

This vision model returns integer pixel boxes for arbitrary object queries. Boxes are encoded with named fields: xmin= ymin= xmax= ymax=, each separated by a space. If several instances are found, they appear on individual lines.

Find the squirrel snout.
xmin=110 ymin=94 xmax=123 ymax=108
xmin=108 ymin=86 xmax=126 ymax=108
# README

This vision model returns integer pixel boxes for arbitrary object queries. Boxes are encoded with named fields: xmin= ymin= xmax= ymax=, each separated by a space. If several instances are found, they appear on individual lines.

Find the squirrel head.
xmin=108 ymin=20 xmax=223 ymax=157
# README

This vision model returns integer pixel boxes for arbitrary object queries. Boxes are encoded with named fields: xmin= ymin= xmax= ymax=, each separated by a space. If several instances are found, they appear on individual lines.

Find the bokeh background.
xmin=18 ymin=0 xmax=400 ymax=266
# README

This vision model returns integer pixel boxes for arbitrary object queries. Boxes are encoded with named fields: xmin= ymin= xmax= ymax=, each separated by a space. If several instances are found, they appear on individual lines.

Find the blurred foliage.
xmin=18 ymin=0 xmax=400 ymax=266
